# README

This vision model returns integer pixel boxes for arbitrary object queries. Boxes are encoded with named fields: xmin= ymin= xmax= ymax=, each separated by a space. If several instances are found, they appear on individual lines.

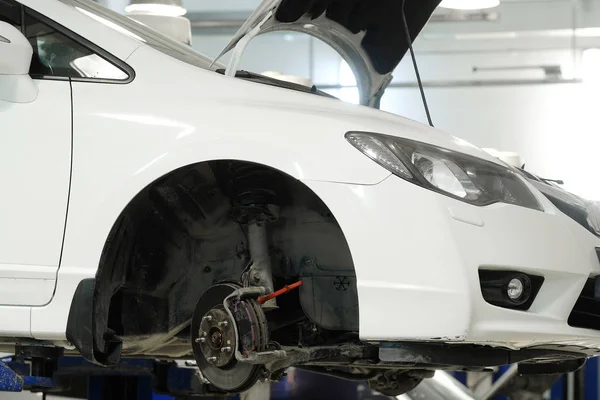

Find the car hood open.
xmin=215 ymin=0 xmax=441 ymax=106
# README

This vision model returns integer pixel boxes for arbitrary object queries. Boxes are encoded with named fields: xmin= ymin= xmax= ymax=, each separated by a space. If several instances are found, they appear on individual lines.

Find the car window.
xmin=0 ymin=0 xmax=129 ymax=80
xmin=24 ymin=11 xmax=128 ymax=79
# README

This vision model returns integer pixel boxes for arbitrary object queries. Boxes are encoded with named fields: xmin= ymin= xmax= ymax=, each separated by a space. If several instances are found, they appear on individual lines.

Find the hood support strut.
xmin=216 ymin=0 xmax=440 ymax=108
xmin=225 ymin=12 xmax=273 ymax=77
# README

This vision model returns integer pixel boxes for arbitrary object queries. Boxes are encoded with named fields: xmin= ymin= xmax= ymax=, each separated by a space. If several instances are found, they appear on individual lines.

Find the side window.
xmin=24 ymin=12 xmax=129 ymax=80
xmin=0 ymin=0 xmax=130 ymax=81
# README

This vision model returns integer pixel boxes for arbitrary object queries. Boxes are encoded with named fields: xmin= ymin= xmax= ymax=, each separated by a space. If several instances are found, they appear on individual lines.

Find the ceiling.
xmin=97 ymin=0 xmax=600 ymax=57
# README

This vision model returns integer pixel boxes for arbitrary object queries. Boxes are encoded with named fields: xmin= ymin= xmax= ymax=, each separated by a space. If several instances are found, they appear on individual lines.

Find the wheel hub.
xmin=191 ymin=283 xmax=269 ymax=393
xmin=198 ymin=307 xmax=235 ymax=368
xmin=210 ymin=328 xmax=222 ymax=348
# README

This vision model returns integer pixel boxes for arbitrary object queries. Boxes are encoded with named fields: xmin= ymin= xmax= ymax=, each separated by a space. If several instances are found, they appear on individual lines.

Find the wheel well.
xmin=91 ymin=160 xmax=358 ymax=358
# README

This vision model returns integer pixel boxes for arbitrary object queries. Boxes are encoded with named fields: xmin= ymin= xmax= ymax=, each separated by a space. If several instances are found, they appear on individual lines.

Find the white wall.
xmin=379 ymin=84 xmax=600 ymax=201
xmin=97 ymin=0 xmax=128 ymax=13
xmin=183 ymin=0 xmax=260 ymax=13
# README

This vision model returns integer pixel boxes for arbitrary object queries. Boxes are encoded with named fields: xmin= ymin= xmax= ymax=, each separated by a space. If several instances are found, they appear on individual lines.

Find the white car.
xmin=1 ymin=0 xmax=600 ymax=395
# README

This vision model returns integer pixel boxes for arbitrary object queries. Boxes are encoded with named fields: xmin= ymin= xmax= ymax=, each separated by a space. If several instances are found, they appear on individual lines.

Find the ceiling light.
xmin=439 ymin=0 xmax=500 ymax=10
xmin=125 ymin=0 xmax=186 ymax=17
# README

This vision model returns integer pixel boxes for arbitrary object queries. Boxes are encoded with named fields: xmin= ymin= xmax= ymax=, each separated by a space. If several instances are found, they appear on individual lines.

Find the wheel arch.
xmin=92 ymin=157 xmax=349 ymax=281
xmin=65 ymin=158 xmax=359 ymax=364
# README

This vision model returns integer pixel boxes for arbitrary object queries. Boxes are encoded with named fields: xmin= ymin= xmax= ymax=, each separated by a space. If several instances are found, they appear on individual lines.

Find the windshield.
xmin=58 ymin=0 xmax=218 ymax=70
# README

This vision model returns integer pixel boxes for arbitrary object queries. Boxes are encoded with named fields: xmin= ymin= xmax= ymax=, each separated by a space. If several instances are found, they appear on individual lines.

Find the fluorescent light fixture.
xmin=582 ymin=48 xmax=600 ymax=84
xmin=125 ymin=0 xmax=186 ymax=17
xmin=439 ymin=0 xmax=500 ymax=10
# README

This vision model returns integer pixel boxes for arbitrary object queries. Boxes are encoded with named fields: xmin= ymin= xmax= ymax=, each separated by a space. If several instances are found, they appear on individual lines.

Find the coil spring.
xmin=226 ymin=162 xmax=281 ymax=223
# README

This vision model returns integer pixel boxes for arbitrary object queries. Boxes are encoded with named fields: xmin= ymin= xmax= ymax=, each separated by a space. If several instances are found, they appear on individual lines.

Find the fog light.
xmin=507 ymin=278 xmax=524 ymax=300
xmin=507 ymin=275 xmax=531 ymax=305
xmin=479 ymin=270 xmax=542 ymax=311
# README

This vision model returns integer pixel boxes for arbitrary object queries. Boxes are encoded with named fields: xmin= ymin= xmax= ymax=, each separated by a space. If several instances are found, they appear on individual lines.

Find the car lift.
xmin=0 ymin=355 xmax=556 ymax=400
xmin=0 ymin=348 xmax=592 ymax=400
xmin=0 ymin=350 xmax=226 ymax=400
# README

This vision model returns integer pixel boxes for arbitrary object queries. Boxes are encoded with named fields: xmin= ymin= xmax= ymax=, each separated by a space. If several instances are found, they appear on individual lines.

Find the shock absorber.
xmin=247 ymin=221 xmax=276 ymax=309
xmin=221 ymin=162 xmax=282 ymax=310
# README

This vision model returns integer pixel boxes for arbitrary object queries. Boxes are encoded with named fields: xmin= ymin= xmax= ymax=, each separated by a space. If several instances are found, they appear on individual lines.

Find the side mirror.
xmin=0 ymin=21 xmax=38 ymax=103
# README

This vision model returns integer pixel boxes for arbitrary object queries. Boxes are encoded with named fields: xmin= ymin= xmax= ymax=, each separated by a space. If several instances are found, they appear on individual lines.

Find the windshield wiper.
xmin=216 ymin=69 xmax=335 ymax=99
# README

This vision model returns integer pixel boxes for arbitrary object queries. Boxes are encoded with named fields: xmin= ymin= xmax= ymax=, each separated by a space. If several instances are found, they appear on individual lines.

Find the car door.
xmin=0 ymin=0 xmax=72 ymax=306
xmin=0 ymin=1 xmax=129 ymax=306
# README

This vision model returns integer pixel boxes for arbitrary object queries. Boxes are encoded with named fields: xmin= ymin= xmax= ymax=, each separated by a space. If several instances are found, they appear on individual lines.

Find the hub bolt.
xmin=195 ymin=337 xmax=206 ymax=343
xmin=202 ymin=315 xmax=213 ymax=322
xmin=218 ymin=321 xmax=228 ymax=327
xmin=207 ymin=357 xmax=217 ymax=363
xmin=221 ymin=346 xmax=232 ymax=353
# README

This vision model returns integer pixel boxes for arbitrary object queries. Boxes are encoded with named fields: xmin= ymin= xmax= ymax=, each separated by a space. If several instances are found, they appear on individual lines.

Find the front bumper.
xmin=303 ymin=175 xmax=600 ymax=350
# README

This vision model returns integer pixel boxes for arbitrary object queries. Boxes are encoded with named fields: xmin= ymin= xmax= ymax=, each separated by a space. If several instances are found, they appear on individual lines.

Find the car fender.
xmin=31 ymin=138 xmax=387 ymax=339
xmin=30 ymin=45 xmax=397 ymax=339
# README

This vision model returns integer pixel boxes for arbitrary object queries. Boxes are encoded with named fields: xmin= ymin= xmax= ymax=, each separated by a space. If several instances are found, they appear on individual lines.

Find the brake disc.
xmin=191 ymin=283 xmax=268 ymax=393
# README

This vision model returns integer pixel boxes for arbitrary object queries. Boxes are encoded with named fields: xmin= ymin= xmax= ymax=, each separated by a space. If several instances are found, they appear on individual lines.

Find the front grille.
xmin=567 ymin=278 xmax=600 ymax=330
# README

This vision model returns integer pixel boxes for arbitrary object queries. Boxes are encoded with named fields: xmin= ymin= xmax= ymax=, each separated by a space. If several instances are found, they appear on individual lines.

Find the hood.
xmin=215 ymin=0 xmax=441 ymax=106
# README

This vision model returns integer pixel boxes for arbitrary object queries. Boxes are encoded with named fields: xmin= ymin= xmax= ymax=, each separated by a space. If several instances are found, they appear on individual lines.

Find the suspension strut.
xmin=221 ymin=162 xmax=282 ymax=310
xmin=247 ymin=220 xmax=276 ymax=308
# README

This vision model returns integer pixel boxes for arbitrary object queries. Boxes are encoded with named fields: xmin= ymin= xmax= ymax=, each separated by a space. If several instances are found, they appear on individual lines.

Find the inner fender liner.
xmin=298 ymin=258 xmax=359 ymax=331
xmin=66 ymin=279 xmax=122 ymax=366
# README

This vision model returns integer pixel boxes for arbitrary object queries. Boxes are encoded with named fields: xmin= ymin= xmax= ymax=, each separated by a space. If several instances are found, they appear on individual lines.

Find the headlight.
xmin=526 ymin=173 xmax=600 ymax=235
xmin=346 ymin=132 xmax=542 ymax=211
xmin=585 ymin=201 xmax=600 ymax=235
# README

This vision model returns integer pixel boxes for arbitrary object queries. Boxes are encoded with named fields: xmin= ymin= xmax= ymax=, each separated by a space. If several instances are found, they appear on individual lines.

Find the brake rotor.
xmin=191 ymin=283 xmax=269 ymax=393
